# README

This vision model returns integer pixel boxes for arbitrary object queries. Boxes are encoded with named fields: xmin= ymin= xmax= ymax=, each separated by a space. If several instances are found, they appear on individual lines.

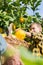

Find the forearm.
xmin=25 ymin=32 xmax=31 ymax=38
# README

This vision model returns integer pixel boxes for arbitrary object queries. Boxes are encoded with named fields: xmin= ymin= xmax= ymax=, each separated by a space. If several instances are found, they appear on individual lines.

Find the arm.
xmin=25 ymin=31 xmax=31 ymax=38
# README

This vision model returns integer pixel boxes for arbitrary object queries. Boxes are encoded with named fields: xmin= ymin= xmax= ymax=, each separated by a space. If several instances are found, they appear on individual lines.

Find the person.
xmin=25 ymin=22 xmax=42 ymax=37
xmin=25 ymin=22 xmax=43 ymax=56
xmin=16 ymin=22 xmax=43 ymax=56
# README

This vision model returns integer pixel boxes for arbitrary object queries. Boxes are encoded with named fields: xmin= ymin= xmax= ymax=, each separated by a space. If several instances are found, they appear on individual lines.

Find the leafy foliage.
xmin=0 ymin=0 xmax=43 ymax=33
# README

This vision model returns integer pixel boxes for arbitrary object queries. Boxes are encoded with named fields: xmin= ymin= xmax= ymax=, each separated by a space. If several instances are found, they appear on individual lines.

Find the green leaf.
xmin=7 ymin=0 xmax=12 ymax=3
xmin=35 ymin=0 xmax=42 ymax=8
xmin=0 ymin=0 xmax=2 ymax=2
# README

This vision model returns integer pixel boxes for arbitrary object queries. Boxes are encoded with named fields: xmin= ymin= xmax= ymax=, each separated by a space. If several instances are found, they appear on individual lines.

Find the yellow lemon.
xmin=15 ymin=29 xmax=26 ymax=40
xmin=19 ymin=17 xmax=25 ymax=23
xmin=0 ymin=28 xmax=3 ymax=33
xmin=13 ymin=25 xmax=16 ymax=30
xmin=12 ymin=24 xmax=16 ymax=31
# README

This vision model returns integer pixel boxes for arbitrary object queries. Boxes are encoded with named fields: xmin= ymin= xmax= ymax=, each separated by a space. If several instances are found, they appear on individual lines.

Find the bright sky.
xmin=13 ymin=0 xmax=43 ymax=17
xmin=27 ymin=0 xmax=43 ymax=18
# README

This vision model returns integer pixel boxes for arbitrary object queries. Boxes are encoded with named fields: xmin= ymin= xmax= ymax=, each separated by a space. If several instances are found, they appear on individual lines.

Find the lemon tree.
xmin=0 ymin=0 xmax=43 ymax=33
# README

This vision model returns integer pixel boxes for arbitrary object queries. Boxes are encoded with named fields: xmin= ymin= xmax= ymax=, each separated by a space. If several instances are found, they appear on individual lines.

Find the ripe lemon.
xmin=13 ymin=25 xmax=16 ymax=30
xmin=0 ymin=28 xmax=3 ymax=33
xmin=15 ymin=29 xmax=26 ymax=40
xmin=19 ymin=17 xmax=25 ymax=23
xmin=14 ymin=25 xmax=16 ymax=29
